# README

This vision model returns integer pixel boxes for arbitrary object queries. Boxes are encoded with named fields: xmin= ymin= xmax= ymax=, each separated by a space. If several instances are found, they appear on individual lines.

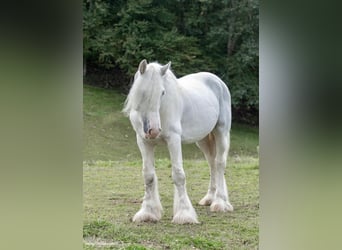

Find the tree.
xmin=178 ymin=0 xmax=259 ymax=123
xmin=113 ymin=0 xmax=204 ymax=77
xmin=83 ymin=0 xmax=120 ymax=72
xmin=83 ymin=0 xmax=259 ymax=124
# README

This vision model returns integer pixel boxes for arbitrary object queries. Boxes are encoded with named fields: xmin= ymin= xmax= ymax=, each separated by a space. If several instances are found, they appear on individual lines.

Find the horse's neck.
xmin=160 ymin=78 xmax=182 ymax=118
xmin=168 ymin=77 xmax=182 ymax=101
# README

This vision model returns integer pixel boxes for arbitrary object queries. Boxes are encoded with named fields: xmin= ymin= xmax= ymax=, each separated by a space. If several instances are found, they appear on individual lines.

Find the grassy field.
xmin=83 ymin=85 xmax=259 ymax=249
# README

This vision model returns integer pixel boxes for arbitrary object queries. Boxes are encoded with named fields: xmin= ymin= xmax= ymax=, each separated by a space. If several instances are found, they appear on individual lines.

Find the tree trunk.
xmin=83 ymin=58 xmax=87 ymax=77
xmin=227 ymin=37 xmax=236 ymax=57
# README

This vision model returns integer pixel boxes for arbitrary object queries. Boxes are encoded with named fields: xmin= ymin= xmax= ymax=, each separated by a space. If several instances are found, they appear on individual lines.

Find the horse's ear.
xmin=161 ymin=61 xmax=171 ymax=76
xmin=139 ymin=59 xmax=147 ymax=74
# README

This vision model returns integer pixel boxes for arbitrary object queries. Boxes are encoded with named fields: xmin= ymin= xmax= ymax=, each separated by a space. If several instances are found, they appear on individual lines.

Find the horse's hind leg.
xmin=196 ymin=133 xmax=217 ymax=206
xmin=210 ymin=129 xmax=233 ymax=212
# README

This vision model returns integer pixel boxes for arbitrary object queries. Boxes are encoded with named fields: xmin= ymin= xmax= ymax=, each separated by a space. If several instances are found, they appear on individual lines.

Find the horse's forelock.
xmin=123 ymin=63 xmax=166 ymax=115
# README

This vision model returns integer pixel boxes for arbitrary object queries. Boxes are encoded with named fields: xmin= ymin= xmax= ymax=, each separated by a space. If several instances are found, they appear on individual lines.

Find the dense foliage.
xmin=83 ymin=0 xmax=258 ymax=124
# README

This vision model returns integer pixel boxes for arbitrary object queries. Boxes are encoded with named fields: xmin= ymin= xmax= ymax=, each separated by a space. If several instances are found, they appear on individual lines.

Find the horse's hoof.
xmin=198 ymin=195 xmax=213 ymax=206
xmin=132 ymin=210 xmax=161 ymax=223
xmin=210 ymin=200 xmax=234 ymax=212
xmin=172 ymin=210 xmax=199 ymax=224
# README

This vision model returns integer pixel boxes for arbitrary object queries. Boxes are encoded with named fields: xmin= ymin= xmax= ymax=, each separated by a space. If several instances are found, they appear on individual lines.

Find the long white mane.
xmin=122 ymin=62 xmax=175 ymax=116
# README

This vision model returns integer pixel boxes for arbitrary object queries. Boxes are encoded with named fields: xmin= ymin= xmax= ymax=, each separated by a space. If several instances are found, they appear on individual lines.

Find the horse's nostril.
xmin=148 ymin=128 xmax=152 ymax=135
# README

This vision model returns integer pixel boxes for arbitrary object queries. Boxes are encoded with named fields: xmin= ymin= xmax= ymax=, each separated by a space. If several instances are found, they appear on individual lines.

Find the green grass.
xmin=83 ymin=84 xmax=259 ymax=249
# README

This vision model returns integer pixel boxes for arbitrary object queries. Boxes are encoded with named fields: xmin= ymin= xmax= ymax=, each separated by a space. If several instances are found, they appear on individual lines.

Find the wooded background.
xmin=83 ymin=0 xmax=259 ymax=124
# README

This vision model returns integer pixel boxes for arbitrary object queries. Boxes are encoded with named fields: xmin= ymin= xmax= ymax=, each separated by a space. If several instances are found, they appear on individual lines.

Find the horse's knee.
xmin=172 ymin=167 xmax=185 ymax=186
xmin=143 ymin=171 xmax=155 ymax=186
xmin=215 ymin=158 xmax=226 ymax=168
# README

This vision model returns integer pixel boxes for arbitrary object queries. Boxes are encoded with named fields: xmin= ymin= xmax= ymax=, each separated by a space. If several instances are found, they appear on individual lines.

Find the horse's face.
xmin=130 ymin=109 xmax=162 ymax=140
xmin=128 ymin=60 xmax=170 ymax=140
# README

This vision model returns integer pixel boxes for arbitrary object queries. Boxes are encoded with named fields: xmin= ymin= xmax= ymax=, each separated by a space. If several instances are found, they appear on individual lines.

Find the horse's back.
xmin=178 ymin=72 xmax=231 ymax=113
xmin=178 ymin=72 xmax=230 ymax=101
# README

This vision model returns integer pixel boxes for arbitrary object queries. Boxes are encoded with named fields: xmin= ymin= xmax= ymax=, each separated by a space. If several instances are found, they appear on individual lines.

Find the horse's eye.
xmin=161 ymin=90 xmax=165 ymax=96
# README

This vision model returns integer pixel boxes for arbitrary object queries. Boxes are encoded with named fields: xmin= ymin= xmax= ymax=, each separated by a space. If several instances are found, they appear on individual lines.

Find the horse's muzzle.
xmin=145 ymin=128 xmax=161 ymax=139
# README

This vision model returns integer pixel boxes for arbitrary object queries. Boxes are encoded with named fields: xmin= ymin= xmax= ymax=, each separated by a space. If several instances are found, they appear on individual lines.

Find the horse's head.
xmin=123 ymin=59 xmax=171 ymax=140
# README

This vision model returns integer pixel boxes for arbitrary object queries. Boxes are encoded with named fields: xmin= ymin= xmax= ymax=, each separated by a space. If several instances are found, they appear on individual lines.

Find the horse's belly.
xmin=180 ymin=104 xmax=219 ymax=143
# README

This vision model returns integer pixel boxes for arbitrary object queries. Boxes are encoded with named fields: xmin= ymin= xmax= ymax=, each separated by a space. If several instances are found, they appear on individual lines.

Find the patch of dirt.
xmin=108 ymin=197 xmax=140 ymax=205
xmin=84 ymin=237 xmax=166 ymax=250
xmin=83 ymin=237 xmax=125 ymax=248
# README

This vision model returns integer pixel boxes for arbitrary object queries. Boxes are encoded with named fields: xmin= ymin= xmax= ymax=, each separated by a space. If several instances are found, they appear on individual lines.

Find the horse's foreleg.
xmin=133 ymin=136 xmax=162 ymax=223
xmin=167 ymin=134 xmax=199 ymax=224
xmin=210 ymin=131 xmax=233 ymax=212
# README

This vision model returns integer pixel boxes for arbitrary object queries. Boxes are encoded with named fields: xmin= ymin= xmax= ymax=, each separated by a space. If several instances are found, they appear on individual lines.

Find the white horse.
xmin=123 ymin=59 xmax=233 ymax=224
